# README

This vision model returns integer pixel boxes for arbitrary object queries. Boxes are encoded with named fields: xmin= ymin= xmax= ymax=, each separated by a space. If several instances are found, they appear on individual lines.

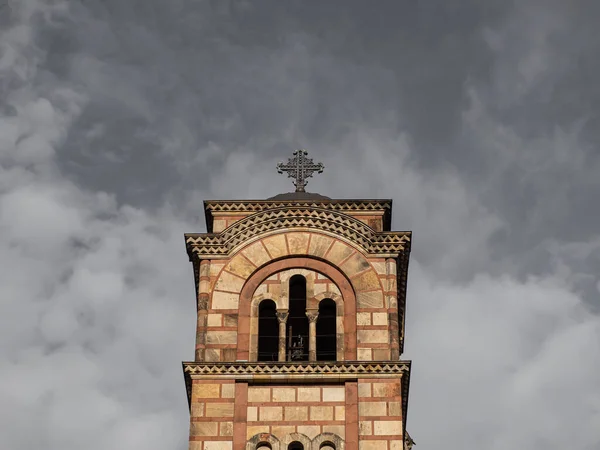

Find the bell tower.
xmin=183 ymin=151 xmax=414 ymax=450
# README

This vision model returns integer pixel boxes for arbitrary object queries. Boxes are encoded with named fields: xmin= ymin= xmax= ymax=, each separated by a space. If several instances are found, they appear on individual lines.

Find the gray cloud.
xmin=1 ymin=0 xmax=599 ymax=449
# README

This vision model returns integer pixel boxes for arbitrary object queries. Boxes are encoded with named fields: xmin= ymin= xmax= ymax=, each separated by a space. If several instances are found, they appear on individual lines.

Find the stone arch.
xmin=237 ymin=257 xmax=358 ymax=361
xmin=312 ymin=433 xmax=344 ymax=450
xmin=248 ymin=269 xmax=345 ymax=361
xmin=281 ymin=433 xmax=312 ymax=450
xmin=246 ymin=433 xmax=281 ymax=450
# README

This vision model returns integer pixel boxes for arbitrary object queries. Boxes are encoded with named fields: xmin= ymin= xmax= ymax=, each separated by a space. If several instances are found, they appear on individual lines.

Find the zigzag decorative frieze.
xmin=183 ymin=361 xmax=410 ymax=377
xmin=205 ymin=200 xmax=391 ymax=213
xmin=186 ymin=207 xmax=410 ymax=256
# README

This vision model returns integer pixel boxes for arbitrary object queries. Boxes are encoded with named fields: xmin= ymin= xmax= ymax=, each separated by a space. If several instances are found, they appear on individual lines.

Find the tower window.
xmin=320 ymin=442 xmax=336 ymax=450
xmin=316 ymin=298 xmax=337 ymax=361
xmin=288 ymin=275 xmax=308 ymax=361
xmin=288 ymin=442 xmax=304 ymax=450
xmin=257 ymin=300 xmax=278 ymax=361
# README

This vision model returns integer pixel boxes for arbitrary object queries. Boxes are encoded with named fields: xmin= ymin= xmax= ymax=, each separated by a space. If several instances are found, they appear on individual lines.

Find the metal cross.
xmin=276 ymin=150 xmax=324 ymax=192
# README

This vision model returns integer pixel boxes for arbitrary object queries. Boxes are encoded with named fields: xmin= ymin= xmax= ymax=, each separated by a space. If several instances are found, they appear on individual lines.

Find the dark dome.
xmin=267 ymin=191 xmax=331 ymax=201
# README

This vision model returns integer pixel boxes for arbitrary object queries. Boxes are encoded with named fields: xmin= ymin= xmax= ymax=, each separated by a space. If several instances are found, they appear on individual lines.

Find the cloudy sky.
xmin=1 ymin=0 xmax=599 ymax=448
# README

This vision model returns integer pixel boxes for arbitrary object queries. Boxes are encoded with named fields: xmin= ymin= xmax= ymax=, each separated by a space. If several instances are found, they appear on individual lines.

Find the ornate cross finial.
xmin=277 ymin=150 xmax=324 ymax=192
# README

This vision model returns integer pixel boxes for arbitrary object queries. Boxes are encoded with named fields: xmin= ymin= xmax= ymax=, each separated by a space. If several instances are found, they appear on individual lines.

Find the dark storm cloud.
xmin=1 ymin=1 xmax=599 ymax=449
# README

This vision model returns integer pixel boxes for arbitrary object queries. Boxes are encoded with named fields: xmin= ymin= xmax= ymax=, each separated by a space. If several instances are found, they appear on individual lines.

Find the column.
xmin=195 ymin=258 xmax=210 ymax=361
xmin=276 ymin=311 xmax=289 ymax=362
xmin=306 ymin=311 xmax=319 ymax=361
xmin=386 ymin=257 xmax=400 ymax=360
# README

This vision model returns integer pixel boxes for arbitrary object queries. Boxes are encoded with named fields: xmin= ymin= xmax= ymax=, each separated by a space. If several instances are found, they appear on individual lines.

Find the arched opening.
xmin=319 ymin=442 xmax=335 ymax=450
xmin=258 ymin=299 xmax=278 ymax=361
xmin=288 ymin=275 xmax=308 ymax=361
xmin=288 ymin=442 xmax=304 ymax=450
xmin=256 ymin=444 xmax=272 ymax=450
xmin=316 ymin=298 xmax=337 ymax=361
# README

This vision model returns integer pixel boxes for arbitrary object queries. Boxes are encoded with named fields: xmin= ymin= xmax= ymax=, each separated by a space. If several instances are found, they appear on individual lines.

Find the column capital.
xmin=276 ymin=311 xmax=289 ymax=323
xmin=306 ymin=311 xmax=319 ymax=323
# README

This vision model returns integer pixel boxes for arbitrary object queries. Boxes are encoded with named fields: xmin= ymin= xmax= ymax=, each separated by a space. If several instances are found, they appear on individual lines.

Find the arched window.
xmin=256 ymin=444 xmax=272 ymax=450
xmin=288 ymin=442 xmax=303 ymax=450
xmin=320 ymin=442 xmax=335 ymax=450
xmin=316 ymin=298 xmax=337 ymax=361
xmin=258 ymin=299 xmax=278 ymax=361
xmin=288 ymin=275 xmax=308 ymax=361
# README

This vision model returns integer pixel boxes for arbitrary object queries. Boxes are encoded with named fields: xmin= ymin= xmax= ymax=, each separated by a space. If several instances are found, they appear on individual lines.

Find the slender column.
xmin=195 ymin=258 xmax=211 ymax=361
xmin=306 ymin=311 xmax=319 ymax=361
xmin=276 ymin=311 xmax=289 ymax=362
xmin=386 ymin=257 xmax=400 ymax=360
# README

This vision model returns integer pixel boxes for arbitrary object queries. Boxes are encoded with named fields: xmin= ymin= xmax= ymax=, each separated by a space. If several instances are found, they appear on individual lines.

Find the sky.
xmin=1 ymin=0 xmax=599 ymax=449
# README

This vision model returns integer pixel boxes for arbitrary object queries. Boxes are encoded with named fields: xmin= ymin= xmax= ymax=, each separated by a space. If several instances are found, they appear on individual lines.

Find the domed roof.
xmin=267 ymin=191 xmax=331 ymax=201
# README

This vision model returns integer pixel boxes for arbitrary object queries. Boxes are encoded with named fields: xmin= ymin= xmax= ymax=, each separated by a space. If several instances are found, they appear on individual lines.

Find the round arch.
xmin=237 ymin=257 xmax=357 ymax=361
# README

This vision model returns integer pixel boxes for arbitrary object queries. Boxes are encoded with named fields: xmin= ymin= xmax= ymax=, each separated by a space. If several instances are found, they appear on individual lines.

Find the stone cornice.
xmin=203 ymin=199 xmax=393 ymax=233
xmin=182 ymin=360 xmax=411 ymax=429
xmin=187 ymin=206 xmax=410 ymax=258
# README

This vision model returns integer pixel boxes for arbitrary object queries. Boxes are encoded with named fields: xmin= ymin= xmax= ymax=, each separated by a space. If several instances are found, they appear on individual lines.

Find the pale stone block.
xmin=310 ymin=406 xmax=333 ymax=421
xmin=322 ymin=387 xmax=345 ymax=402
xmin=297 ymin=425 xmax=320 ymax=439
xmin=284 ymin=406 xmax=308 ymax=421
xmin=271 ymin=425 xmax=295 ymax=438
xmin=253 ymin=284 xmax=268 ymax=297
xmin=213 ymin=219 xmax=227 ymax=233
xmin=340 ymin=252 xmax=371 ymax=277
xmin=372 ymin=313 xmax=387 ymax=326
xmin=357 ymin=330 xmax=389 ymax=344
xmin=204 ymin=441 xmax=232 ymax=450
xmin=286 ymin=232 xmax=310 ymax=254
xmin=204 ymin=348 xmax=221 ymax=362
xmin=374 ymin=420 xmax=402 ymax=436
xmin=196 ymin=384 xmax=220 ymax=399
xmin=327 ymin=241 xmax=354 ymax=264
xmin=357 ymin=312 xmax=371 ymax=326
xmin=190 ymin=442 xmax=203 ymax=450
xmin=206 ymin=331 xmax=237 ymax=345
xmin=335 ymin=406 xmax=346 ymax=421
xmin=248 ymin=387 xmax=270 ymax=403
xmin=221 ymin=384 xmax=235 ymax=399
xmin=308 ymin=234 xmax=334 ymax=258
xmin=247 ymin=426 xmax=268 ymax=440
xmin=207 ymin=314 xmax=222 ymax=327
xmin=227 ymin=256 xmax=256 ymax=279
xmin=247 ymin=406 xmax=258 ymax=421
xmin=220 ymin=421 xmax=233 ymax=436
xmin=272 ymin=388 xmax=295 ymax=402
xmin=223 ymin=313 xmax=237 ymax=327
xmin=212 ymin=291 xmax=239 ymax=310
xmin=322 ymin=425 xmax=345 ymax=439
xmin=214 ymin=271 xmax=245 ymax=294
xmin=359 ymin=402 xmax=387 ymax=417
xmin=241 ymin=241 xmax=271 ymax=266
xmin=359 ymin=441 xmax=387 ymax=450
xmin=388 ymin=401 xmax=402 ymax=417
xmin=205 ymin=403 xmax=234 ymax=417
xmin=260 ymin=406 xmax=283 ymax=421
xmin=313 ymin=283 xmax=327 ymax=295
xmin=372 ymin=382 xmax=400 ymax=398
xmin=191 ymin=403 xmax=205 ymax=417
xmin=356 ymin=290 xmax=384 ymax=308
xmin=389 ymin=441 xmax=403 ymax=450
xmin=352 ymin=270 xmax=381 ymax=292
xmin=298 ymin=387 xmax=320 ymax=401
xmin=262 ymin=234 xmax=289 ymax=259
xmin=359 ymin=420 xmax=372 ymax=436
xmin=358 ymin=382 xmax=372 ymax=398
xmin=210 ymin=262 xmax=225 ymax=277
xmin=190 ymin=422 xmax=218 ymax=437
xmin=357 ymin=348 xmax=372 ymax=361
xmin=370 ymin=261 xmax=387 ymax=275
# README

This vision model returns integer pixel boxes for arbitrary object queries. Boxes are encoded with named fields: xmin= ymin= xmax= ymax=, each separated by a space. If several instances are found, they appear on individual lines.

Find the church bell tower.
xmin=183 ymin=151 xmax=414 ymax=450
